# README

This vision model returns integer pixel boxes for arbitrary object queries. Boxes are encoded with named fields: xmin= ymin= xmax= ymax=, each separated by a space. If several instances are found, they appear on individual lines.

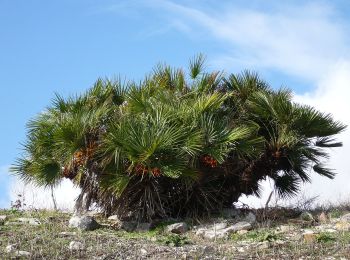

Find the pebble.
xmin=69 ymin=241 xmax=85 ymax=251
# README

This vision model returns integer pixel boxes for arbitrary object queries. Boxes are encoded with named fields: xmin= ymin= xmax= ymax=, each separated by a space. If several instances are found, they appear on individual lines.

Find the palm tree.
xmin=12 ymin=55 xmax=346 ymax=220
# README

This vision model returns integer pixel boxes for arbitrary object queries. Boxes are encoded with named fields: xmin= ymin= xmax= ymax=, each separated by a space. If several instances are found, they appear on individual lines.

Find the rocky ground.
xmin=1 ymin=207 xmax=350 ymax=259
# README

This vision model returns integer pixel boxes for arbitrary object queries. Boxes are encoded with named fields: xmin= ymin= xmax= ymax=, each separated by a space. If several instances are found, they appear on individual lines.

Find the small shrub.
xmin=161 ymin=234 xmax=190 ymax=247
xmin=316 ymin=232 xmax=336 ymax=243
xmin=329 ymin=210 xmax=343 ymax=218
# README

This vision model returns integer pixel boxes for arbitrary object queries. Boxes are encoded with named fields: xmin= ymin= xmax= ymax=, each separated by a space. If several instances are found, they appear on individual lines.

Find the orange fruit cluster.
xmin=73 ymin=142 xmax=98 ymax=167
xmin=151 ymin=167 xmax=161 ymax=177
xmin=73 ymin=150 xmax=85 ymax=166
xmin=64 ymin=142 xmax=98 ymax=179
xmin=201 ymin=155 xmax=218 ymax=168
xmin=134 ymin=164 xmax=161 ymax=177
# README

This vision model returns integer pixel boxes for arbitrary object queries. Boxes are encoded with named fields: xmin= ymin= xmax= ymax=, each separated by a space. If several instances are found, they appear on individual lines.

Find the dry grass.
xmin=1 ymin=206 xmax=350 ymax=259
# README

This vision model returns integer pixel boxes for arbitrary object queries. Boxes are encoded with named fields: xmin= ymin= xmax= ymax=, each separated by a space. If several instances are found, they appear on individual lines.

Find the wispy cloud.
xmin=150 ymin=1 xmax=350 ymax=81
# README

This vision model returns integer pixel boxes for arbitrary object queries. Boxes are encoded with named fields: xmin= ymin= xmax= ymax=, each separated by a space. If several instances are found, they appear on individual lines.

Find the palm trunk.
xmin=51 ymin=186 xmax=57 ymax=211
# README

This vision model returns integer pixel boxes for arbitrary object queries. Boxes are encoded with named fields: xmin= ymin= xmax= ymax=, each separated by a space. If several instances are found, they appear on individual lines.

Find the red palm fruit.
xmin=151 ymin=167 xmax=161 ymax=177
xmin=201 ymin=155 xmax=218 ymax=168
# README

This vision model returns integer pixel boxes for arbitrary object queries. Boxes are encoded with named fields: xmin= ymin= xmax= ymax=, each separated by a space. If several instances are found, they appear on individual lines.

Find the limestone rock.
xmin=69 ymin=241 xmax=85 ymax=251
xmin=140 ymin=248 xmax=148 ymax=256
xmin=5 ymin=244 xmax=18 ymax=253
xmin=107 ymin=215 xmax=120 ymax=221
xmin=15 ymin=251 xmax=31 ymax=257
xmin=226 ymin=221 xmax=252 ymax=232
xmin=300 ymin=212 xmax=314 ymax=221
xmin=166 ymin=222 xmax=188 ymax=234
xmin=202 ymin=230 xmax=226 ymax=239
xmin=213 ymin=221 xmax=228 ymax=230
xmin=68 ymin=215 xmax=99 ymax=231
xmin=340 ymin=213 xmax=350 ymax=222
xmin=16 ymin=217 xmax=41 ymax=226
xmin=0 ymin=217 xmax=5 ymax=226
xmin=196 ymin=221 xmax=251 ymax=240
xmin=236 ymin=247 xmax=245 ymax=253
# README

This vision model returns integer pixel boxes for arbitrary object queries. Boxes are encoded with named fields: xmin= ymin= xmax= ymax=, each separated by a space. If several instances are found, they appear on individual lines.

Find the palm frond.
xmin=189 ymin=53 xmax=205 ymax=79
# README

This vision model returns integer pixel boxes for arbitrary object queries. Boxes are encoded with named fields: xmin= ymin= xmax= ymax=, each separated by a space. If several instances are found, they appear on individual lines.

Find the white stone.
xmin=15 ymin=251 xmax=31 ymax=257
xmin=5 ymin=244 xmax=18 ymax=253
xmin=166 ymin=222 xmax=188 ymax=234
xmin=340 ymin=213 xmax=350 ymax=222
xmin=0 ymin=215 xmax=7 ymax=221
xmin=201 ymin=221 xmax=252 ymax=240
xmin=300 ymin=212 xmax=314 ymax=221
xmin=69 ymin=241 xmax=85 ymax=251
xmin=107 ymin=215 xmax=120 ymax=221
xmin=225 ymin=221 xmax=252 ymax=233
xmin=204 ymin=230 xmax=225 ymax=239
xmin=195 ymin=228 xmax=206 ymax=236
xmin=237 ymin=247 xmax=245 ymax=253
xmin=16 ymin=217 xmax=41 ymax=225
xmin=303 ymin=229 xmax=315 ymax=234
xmin=140 ymin=248 xmax=148 ymax=255
xmin=213 ymin=222 xmax=228 ymax=230
xmin=274 ymin=240 xmax=285 ymax=245
xmin=69 ymin=215 xmax=99 ymax=231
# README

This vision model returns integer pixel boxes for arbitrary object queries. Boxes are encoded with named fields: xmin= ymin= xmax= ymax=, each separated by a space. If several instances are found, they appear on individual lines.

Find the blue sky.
xmin=1 ymin=0 xmax=349 ymax=208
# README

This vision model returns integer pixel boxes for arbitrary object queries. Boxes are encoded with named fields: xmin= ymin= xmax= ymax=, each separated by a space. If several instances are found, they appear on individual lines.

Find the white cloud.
xmin=241 ymin=61 xmax=350 ymax=207
xmin=293 ymin=61 xmax=350 ymax=202
xmin=0 ymin=165 xmax=13 ymax=208
xmin=7 ymin=176 xmax=80 ymax=211
xmin=167 ymin=1 xmax=347 ymax=79
xmin=1 ymin=165 xmax=79 ymax=210
xmin=9 ymin=179 xmax=80 ymax=211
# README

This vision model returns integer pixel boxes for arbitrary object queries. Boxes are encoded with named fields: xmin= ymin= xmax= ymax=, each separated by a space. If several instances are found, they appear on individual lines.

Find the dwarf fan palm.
xmin=12 ymin=56 xmax=346 ymax=220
